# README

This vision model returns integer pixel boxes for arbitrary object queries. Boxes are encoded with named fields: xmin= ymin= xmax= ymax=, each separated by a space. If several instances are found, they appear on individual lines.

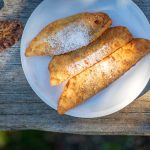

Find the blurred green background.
xmin=0 ymin=131 xmax=149 ymax=150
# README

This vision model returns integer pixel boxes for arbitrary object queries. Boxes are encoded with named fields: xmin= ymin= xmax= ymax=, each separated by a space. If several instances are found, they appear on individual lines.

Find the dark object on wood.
xmin=0 ymin=20 xmax=23 ymax=52
xmin=0 ymin=0 xmax=149 ymax=135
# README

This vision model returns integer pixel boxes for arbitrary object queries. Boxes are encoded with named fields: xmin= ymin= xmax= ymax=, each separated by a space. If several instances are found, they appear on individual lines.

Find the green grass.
xmin=0 ymin=131 xmax=149 ymax=150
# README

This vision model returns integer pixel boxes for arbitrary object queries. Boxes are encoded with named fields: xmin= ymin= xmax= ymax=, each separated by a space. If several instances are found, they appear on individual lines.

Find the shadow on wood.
xmin=139 ymin=80 xmax=150 ymax=97
xmin=0 ymin=0 xmax=4 ymax=10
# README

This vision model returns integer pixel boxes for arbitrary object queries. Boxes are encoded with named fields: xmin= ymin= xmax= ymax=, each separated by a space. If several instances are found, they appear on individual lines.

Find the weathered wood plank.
xmin=0 ymin=0 xmax=149 ymax=135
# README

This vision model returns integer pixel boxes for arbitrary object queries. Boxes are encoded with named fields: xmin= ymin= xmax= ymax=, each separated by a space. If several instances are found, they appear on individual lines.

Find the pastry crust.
xmin=58 ymin=39 xmax=150 ymax=114
xmin=49 ymin=26 xmax=133 ymax=85
xmin=0 ymin=20 xmax=23 ymax=52
xmin=25 ymin=12 xmax=112 ymax=57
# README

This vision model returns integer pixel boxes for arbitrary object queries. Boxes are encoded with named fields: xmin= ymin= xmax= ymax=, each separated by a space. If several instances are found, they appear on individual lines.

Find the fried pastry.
xmin=49 ymin=26 xmax=133 ymax=85
xmin=0 ymin=20 xmax=23 ymax=52
xmin=58 ymin=38 xmax=150 ymax=114
xmin=25 ymin=12 xmax=112 ymax=57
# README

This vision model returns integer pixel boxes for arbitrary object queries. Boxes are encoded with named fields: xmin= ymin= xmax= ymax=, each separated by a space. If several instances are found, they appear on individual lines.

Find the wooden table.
xmin=0 ymin=0 xmax=149 ymax=135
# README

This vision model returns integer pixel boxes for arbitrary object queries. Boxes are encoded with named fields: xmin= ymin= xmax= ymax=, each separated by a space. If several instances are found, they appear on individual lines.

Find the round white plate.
xmin=21 ymin=0 xmax=150 ymax=118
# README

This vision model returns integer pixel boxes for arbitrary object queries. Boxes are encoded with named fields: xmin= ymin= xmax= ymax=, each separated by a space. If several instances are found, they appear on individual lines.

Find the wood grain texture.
xmin=0 ymin=0 xmax=149 ymax=135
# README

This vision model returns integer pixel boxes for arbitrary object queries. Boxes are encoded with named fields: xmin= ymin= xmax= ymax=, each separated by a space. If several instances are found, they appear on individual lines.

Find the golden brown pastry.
xmin=0 ymin=20 xmax=23 ymax=52
xmin=25 ymin=12 xmax=112 ymax=57
xmin=49 ymin=26 xmax=133 ymax=85
xmin=58 ymin=38 xmax=150 ymax=114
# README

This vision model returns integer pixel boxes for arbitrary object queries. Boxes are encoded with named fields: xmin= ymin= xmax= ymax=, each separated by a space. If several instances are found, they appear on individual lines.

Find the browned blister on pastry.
xmin=0 ymin=20 xmax=23 ymax=52
xmin=25 ymin=12 xmax=112 ymax=57
xmin=49 ymin=26 xmax=133 ymax=85
xmin=58 ymin=39 xmax=150 ymax=114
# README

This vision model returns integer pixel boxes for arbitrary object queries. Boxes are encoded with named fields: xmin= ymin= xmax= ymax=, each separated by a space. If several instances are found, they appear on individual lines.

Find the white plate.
xmin=21 ymin=0 xmax=150 ymax=118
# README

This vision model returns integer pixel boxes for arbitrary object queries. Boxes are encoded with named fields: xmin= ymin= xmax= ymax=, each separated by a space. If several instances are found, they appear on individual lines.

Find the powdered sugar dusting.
xmin=100 ymin=57 xmax=119 ymax=79
xmin=67 ymin=45 xmax=110 ymax=75
xmin=44 ymin=22 xmax=91 ymax=55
